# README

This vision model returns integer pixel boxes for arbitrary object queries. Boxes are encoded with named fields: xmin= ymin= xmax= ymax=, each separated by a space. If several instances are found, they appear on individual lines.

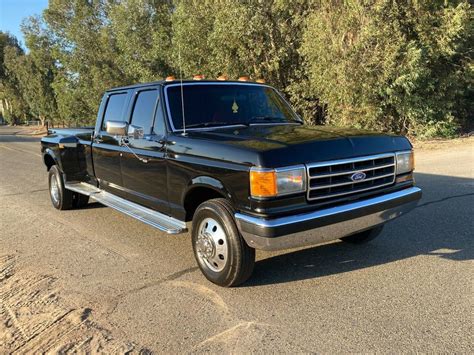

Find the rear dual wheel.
xmin=48 ymin=165 xmax=89 ymax=210
xmin=192 ymin=198 xmax=255 ymax=287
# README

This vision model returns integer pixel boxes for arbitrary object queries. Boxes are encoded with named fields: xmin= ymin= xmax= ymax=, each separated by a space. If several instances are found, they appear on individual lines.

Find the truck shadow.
xmin=246 ymin=172 xmax=474 ymax=287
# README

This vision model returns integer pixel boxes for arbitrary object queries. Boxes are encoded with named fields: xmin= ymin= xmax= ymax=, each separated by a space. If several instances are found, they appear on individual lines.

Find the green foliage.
xmin=0 ymin=0 xmax=472 ymax=137
xmin=300 ymin=0 xmax=473 ymax=137
xmin=171 ymin=0 xmax=310 ymax=85
xmin=0 ymin=32 xmax=29 ymax=124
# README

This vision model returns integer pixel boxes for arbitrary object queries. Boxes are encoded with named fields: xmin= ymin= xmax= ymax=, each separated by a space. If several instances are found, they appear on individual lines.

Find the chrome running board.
xmin=65 ymin=182 xmax=187 ymax=234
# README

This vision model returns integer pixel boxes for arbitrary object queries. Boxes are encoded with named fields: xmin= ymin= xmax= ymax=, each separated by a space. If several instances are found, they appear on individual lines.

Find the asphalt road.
xmin=0 ymin=125 xmax=473 ymax=352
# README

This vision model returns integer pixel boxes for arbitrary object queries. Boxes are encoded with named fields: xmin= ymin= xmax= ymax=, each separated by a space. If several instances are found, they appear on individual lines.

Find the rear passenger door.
xmin=120 ymin=87 xmax=169 ymax=213
xmin=92 ymin=91 xmax=130 ymax=196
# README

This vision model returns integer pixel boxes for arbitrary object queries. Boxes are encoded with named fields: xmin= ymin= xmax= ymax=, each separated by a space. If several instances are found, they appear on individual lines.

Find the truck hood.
xmin=182 ymin=124 xmax=412 ymax=167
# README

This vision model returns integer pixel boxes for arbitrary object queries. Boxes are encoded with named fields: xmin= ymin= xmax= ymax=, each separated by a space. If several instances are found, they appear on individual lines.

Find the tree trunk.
xmin=39 ymin=115 xmax=46 ymax=127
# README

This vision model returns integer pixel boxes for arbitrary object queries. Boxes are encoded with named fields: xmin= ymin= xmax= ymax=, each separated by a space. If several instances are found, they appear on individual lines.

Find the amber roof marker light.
xmin=238 ymin=76 xmax=250 ymax=82
xmin=256 ymin=78 xmax=266 ymax=83
xmin=165 ymin=75 xmax=176 ymax=81
xmin=217 ymin=75 xmax=228 ymax=81
xmin=193 ymin=74 xmax=205 ymax=80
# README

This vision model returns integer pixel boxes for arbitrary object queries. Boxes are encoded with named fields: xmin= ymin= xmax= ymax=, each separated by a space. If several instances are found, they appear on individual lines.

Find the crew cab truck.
xmin=41 ymin=80 xmax=422 ymax=287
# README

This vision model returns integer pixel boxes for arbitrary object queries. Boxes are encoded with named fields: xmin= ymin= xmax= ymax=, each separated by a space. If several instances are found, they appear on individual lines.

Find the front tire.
xmin=340 ymin=225 xmax=384 ymax=244
xmin=48 ymin=165 xmax=74 ymax=210
xmin=192 ymin=198 xmax=255 ymax=287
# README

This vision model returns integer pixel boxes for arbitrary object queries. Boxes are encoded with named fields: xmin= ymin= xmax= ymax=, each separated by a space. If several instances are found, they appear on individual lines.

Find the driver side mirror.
xmin=106 ymin=120 xmax=128 ymax=136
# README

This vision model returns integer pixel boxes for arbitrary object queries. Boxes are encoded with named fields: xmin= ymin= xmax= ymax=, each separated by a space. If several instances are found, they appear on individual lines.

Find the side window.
xmin=102 ymin=93 xmax=127 ymax=131
xmin=130 ymin=89 xmax=159 ymax=135
xmin=154 ymin=99 xmax=165 ymax=136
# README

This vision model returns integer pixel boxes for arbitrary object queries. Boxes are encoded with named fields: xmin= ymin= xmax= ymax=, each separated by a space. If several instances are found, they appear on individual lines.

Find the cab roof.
xmin=107 ymin=79 xmax=269 ymax=93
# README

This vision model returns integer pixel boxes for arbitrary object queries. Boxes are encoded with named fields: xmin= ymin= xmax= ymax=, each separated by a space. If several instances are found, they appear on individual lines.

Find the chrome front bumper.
xmin=235 ymin=187 xmax=422 ymax=251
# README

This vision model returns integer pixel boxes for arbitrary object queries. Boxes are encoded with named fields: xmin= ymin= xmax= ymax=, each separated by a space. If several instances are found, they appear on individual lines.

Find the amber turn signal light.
xmin=250 ymin=170 xmax=277 ymax=197
xmin=193 ymin=74 xmax=205 ymax=80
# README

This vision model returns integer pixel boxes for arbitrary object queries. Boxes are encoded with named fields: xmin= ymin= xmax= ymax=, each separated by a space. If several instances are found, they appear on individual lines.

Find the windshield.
xmin=166 ymin=83 xmax=301 ymax=130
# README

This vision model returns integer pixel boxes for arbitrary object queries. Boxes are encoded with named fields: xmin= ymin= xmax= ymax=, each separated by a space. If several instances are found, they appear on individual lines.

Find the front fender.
xmin=183 ymin=176 xmax=233 ymax=202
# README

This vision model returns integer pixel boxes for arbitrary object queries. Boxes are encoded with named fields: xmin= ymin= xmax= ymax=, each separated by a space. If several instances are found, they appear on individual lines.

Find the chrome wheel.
xmin=196 ymin=217 xmax=228 ymax=272
xmin=50 ymin=174 xmax=60 ymax=204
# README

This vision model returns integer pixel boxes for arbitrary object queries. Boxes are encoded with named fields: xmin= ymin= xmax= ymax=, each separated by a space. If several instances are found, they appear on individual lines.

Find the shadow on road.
xmin=246 ymin=173 xmax=473 ymax=287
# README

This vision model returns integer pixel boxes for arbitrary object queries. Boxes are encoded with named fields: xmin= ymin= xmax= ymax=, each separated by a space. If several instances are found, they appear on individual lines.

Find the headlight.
xmin=396 ymin=151 xmax=415 ymax=174
xmin=250 ymin=165 xmax=306 ymax=198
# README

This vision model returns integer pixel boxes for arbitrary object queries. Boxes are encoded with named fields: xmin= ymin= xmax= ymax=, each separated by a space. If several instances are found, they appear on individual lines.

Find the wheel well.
xmin=184 ymin=187 xmax=227 ymax=221
xmin=44 ymin=154 xmax=56 ymax=171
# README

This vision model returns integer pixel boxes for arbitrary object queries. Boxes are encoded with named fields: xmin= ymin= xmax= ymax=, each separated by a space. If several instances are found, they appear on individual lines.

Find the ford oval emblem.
xmin=351 ymin=172 xmax=366 ymax=182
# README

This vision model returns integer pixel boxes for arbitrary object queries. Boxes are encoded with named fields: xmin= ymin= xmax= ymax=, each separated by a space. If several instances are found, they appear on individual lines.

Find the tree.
xmin=171 ymin=0 xmax=315 ymax=123
xmin=300 ymin=0 xmax=473 ymax=137
xmin=108 ymin=0 xmax=173 ymax=82
xmin=0 ymin=32 xmax=29 ymax=124
xmin=2 ymin=0 xmax=471 ymax=136
xmin=44 ymin=0 xmax=127 ymax=124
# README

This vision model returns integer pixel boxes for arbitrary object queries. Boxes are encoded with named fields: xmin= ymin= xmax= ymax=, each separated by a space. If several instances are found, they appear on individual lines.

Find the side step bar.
xmin=65 ymin=182 xmax=187 ymax=234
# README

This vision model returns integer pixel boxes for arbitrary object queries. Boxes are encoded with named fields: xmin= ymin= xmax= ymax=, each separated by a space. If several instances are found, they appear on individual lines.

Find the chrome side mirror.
xmin=128 ymin=125 xmax=144 ymax=139
xmin=106 ymin=120 xmax=128 ymax=136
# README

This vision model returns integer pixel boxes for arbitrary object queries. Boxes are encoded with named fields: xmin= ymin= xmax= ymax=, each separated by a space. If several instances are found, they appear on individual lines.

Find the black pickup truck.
xmin=41 ymin=79 xmax=421 ymax=286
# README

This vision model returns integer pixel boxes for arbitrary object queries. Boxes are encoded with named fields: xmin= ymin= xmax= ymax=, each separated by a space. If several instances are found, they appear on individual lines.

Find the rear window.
xmin=130 ymin=90 xmax=159 ymax=135
xmin=102 ymin=93 xmax=127 ymax=130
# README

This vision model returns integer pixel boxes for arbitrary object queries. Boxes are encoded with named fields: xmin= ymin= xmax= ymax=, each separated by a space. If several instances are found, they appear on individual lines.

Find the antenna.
xmin=178 ymin=43 xmax=186 ymax=135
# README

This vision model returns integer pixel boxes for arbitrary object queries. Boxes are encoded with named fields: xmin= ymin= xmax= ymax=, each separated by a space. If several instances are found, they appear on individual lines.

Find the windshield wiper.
xmin=184 ymin=122 xmax=243 ymax=129
xmin=247 ymin=116 xmax=303 ymax=125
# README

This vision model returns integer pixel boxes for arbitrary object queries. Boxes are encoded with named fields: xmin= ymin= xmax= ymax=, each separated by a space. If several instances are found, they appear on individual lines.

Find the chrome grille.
xmin=307 ymin=153 xmax=396 ymax=201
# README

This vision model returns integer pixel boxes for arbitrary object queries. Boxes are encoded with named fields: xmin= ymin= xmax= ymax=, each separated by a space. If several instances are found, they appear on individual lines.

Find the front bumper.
xmin=235 ymin=187 xmax=422 ymax=251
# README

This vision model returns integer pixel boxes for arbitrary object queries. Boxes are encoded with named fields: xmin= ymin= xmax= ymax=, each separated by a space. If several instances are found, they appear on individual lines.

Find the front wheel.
xmin=340 ymin=225 xmax=384 ymax=244
xmin=192 ymin=198 xmax=255 ymax=287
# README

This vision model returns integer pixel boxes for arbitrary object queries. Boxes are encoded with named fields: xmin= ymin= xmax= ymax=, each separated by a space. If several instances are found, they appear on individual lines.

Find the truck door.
xmin=92 ymin=91 xmax=129 ymax=196
xmin=120 ymin=88 xmax=169 ymax=214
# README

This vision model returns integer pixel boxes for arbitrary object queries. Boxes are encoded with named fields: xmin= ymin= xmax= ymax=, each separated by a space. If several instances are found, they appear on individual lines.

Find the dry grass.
xmin=412 ymin=136 xmax=474 ymax=151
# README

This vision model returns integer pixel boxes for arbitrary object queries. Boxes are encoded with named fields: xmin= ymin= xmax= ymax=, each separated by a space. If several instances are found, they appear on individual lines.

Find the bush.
xmin=300 ymin=0 xmax=473 ymax=137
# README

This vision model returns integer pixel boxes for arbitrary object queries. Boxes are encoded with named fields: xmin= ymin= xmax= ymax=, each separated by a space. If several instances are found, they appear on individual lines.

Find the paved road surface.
xmin=0 ymin=126 xmax=472 ymax=352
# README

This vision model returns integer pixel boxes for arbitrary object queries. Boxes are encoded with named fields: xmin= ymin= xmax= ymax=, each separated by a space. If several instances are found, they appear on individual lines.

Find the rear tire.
xmin=48 ymin=165 xmax=74 ymax=210
xmin=192 ymin=198 xmax=255 ymax=287
xmin=340 ymin=225 xmax=384 ymax=244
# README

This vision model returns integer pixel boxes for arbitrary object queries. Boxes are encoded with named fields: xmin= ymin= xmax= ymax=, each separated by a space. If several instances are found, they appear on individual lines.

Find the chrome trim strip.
xmin=311 ymin=172 xmax=395 ymax=190
xmin=235 ymin=187 xmax=421 ymax=250
xmin=59 ymin=142 xmax=78 ymax=148
xmin=308 ymin=180 xmax=396 ymax=200
xmin=306 ymin=153 xmax=395 ymax=168
xmin=236 ymin=187 xmax=420 ymax=229
xmin=311 ymin=163 xmax=395 ymax=178
xmin=306 ymin=153 xmax=396 ymax=201
xmin=64 ymin=182 xmax=187 ymax=234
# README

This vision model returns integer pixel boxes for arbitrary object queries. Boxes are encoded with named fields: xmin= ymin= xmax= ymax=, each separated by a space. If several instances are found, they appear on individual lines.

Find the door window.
xmin=154 ymin=99 xmax=166 ymax=136
xmin=102 ymin=93 xmax=127 ymax=131
xmin=130 ymin=90 xmax=159 ymax=135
